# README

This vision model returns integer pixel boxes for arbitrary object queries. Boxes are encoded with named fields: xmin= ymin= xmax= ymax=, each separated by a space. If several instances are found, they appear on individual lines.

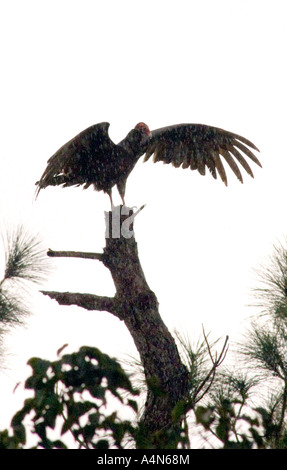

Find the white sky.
xmin=0 ymin=0 xmax=287 ymax=432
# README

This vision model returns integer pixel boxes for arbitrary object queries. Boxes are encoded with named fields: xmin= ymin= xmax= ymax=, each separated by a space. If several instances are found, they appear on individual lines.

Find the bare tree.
xmin=42 ymin=207 xmax=191 ymax=446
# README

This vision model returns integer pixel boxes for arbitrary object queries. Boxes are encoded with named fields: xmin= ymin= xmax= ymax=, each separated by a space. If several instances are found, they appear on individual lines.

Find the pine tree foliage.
xmin=0 ymin=225 xmax=49 ymax=328
xmin=195 ymin=241 xmax=287 ymax=448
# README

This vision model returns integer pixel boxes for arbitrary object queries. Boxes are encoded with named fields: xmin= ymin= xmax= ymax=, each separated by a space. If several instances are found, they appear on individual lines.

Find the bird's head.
xmin=121 ymin=122 xmax=152 ymax=157
xmin=134 ymin=122 xmax=152 ymax=138
xmin=127 ymin=122 xmax=152 ymax=155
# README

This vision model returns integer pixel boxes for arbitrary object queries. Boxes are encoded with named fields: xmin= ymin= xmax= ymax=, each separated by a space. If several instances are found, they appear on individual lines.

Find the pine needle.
xmin=3 ymin=225 xmax=50 ymax=286
xmin=0 ymin=225 xmax=50 ymax=330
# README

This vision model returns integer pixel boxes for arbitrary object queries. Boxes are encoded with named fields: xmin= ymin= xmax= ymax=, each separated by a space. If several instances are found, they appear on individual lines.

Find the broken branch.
xmin=41 ymin=290 xmax=119 ymax=317
xmin=47 ymin=249 xmax=103 ymax=261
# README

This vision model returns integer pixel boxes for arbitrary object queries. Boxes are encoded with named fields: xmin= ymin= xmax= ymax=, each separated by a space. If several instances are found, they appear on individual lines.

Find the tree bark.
xmin=42 ymin=206 xmax=189 ymax=447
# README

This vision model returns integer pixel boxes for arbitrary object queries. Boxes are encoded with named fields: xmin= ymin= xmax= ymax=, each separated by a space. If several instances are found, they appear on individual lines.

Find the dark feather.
xmin=211 ymin=151 xmax=227 ymax=185
xmin=233 ymin=141 xmax=262 ymax=167
xmin=145 ymin=123 xmax=261 ymax=186
xmin=205 ymin=155 xmax=217 ymax=179
xmin=220 ymin=148 xmax=243 ymax=183
xmin=228 ymin=145 xmax=254 ymax=178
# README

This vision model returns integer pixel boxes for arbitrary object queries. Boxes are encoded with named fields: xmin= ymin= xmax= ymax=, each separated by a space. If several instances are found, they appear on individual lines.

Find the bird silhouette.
xmin=36 ymin=122 xmax=261 ymax=207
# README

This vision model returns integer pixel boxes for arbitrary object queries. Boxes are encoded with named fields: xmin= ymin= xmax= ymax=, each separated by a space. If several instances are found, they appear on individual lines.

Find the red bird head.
xmin=134 ymin=122 xmax=152 ymax=137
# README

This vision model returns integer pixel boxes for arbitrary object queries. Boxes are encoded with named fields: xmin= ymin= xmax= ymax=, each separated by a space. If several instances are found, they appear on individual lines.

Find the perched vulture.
xmin=36 ymin=122 xmax=261 ymax=206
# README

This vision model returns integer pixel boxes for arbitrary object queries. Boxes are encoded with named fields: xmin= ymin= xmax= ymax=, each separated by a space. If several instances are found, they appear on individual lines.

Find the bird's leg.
xmin=116 ymin=180 xmax=126 ymax=207
xmin=108 ymin=191 xmax=115 ymax=210
xmin=120 ymin=194 xmax=125 ymax=207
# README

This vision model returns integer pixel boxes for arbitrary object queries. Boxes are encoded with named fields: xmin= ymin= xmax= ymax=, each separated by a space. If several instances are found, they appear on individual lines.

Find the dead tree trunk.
xmin=42 ymin=206 xmax=189 ymax=447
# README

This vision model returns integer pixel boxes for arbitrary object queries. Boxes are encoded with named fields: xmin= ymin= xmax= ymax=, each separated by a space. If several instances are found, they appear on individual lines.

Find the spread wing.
xmin=144 ymin=124 xmax=261 ymax=185
xmin=35 ymin=122 xmax=119 ymax=196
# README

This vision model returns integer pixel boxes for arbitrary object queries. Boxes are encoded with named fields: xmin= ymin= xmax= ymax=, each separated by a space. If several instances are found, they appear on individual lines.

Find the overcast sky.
xmin=1 ymin=0 xmax=287 ymax=431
